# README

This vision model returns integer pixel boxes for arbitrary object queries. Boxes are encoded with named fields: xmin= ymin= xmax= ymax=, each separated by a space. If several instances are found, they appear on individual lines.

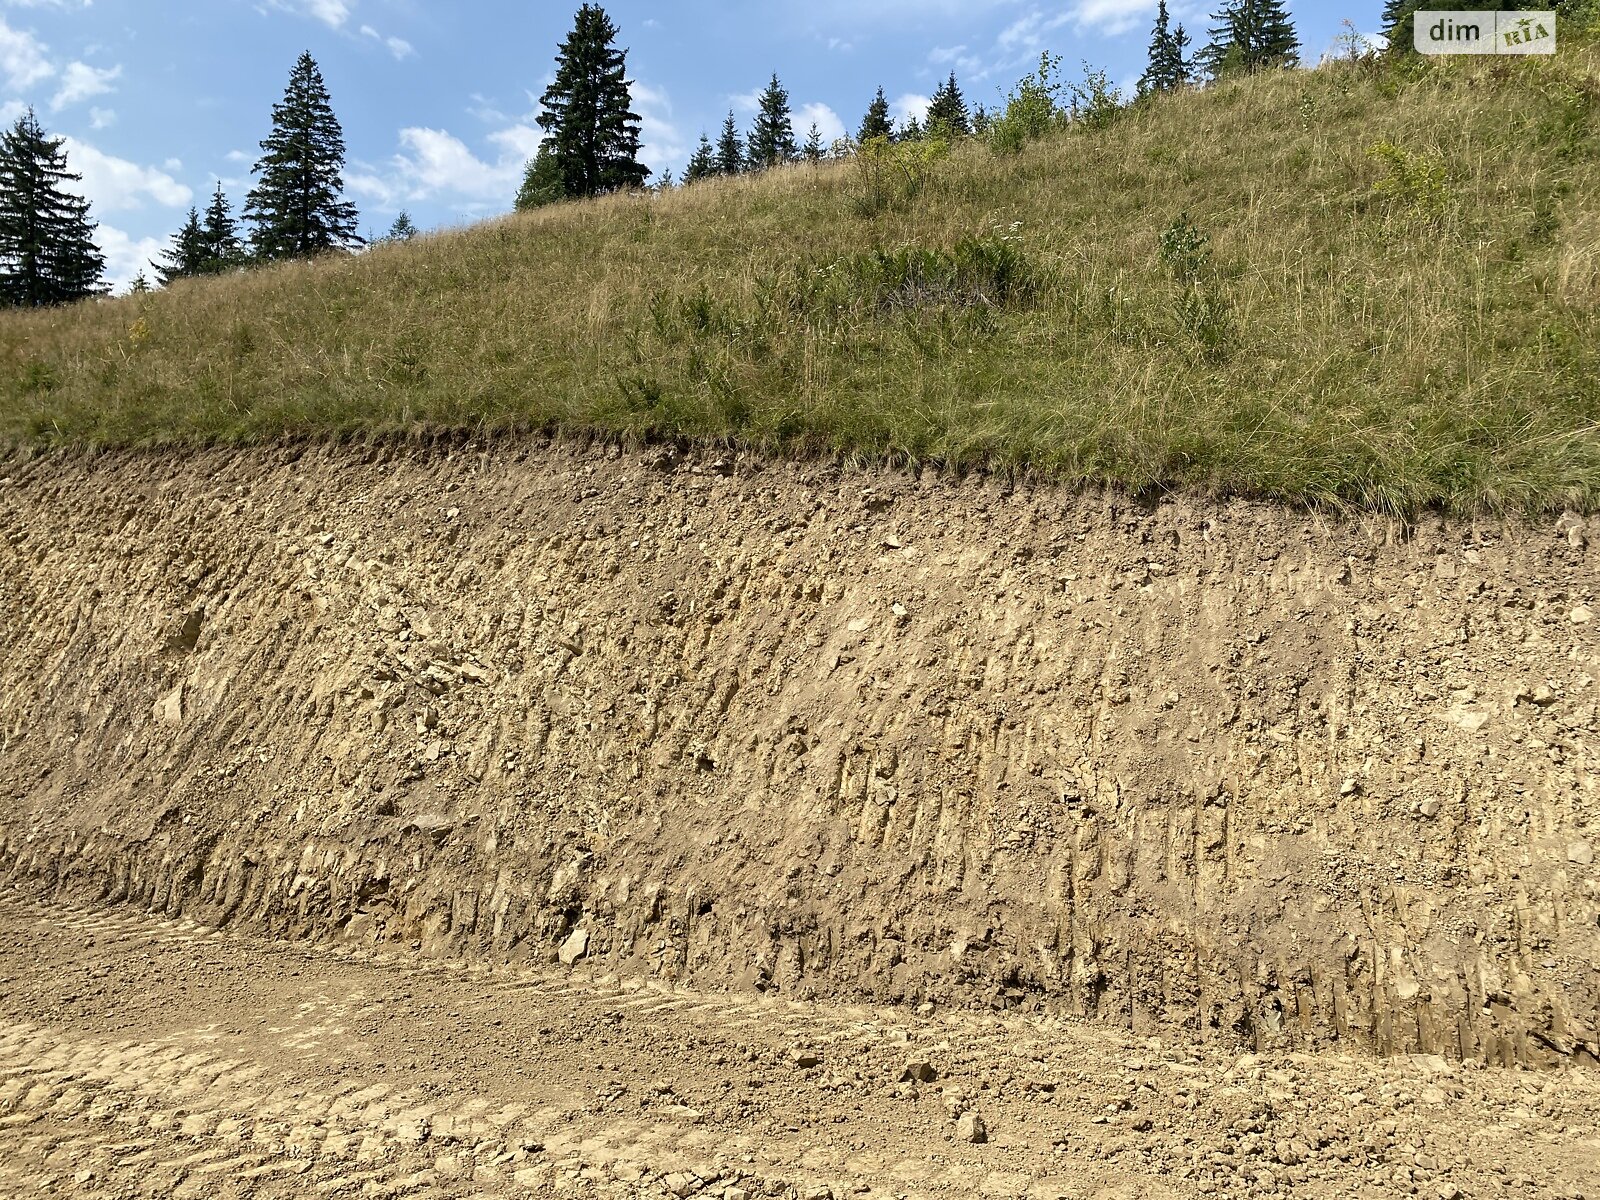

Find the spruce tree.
xmin=897 ymin=114 xmax=923 ymax=142
xmin=386 ymin=210 xmax=418 ymax=241
xmin=154 ymin=208 xmax=206 ymax=285
xmin=715 ymin=111 xmax=744 ymax=176
xmin=1141 ymin=1 xmax=1194 ymax=94
xmin=746 ymin=74 xmax=798 ymax=170
xmin=516 ymin=145 xmax=565 ymax=210
xmin=200 ymin=183 xmax=244 ymax=270
xmin=245 ymin=52 xmax=360 ymax=260
xmin=684 ymin=134 xmax=718 ymax=183
xmin=857 ymin=86 xmax=893 ymax=143
xmin=926 ymin=73 xmax=971 ymax=137
xmin=537 ymin=4 xmax=649 ymax=197
xmin=971 ymin=103 xmax=992 ymax=135
xmin=803 ymin=122 xmax=825 ymax=162
xmin=129 ymin=270 xmax=151 ymax=294
xmin=1200 ymin=0 xmax=1301 ymax=77
xmin=0 ymin=110 xmax=106 ymax=306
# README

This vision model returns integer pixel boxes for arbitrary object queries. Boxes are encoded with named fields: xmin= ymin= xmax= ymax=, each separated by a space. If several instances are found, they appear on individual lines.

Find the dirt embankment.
xmin=0 ymin=440 xmax=1595 ymax=1066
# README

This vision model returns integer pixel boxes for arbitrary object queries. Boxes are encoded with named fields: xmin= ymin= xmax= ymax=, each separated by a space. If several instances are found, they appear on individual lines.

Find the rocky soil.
xmin=0 ymin=893 xmax=1596 ymax=1200
xmin=0 ymin=438 xmax=1596 ymax=1074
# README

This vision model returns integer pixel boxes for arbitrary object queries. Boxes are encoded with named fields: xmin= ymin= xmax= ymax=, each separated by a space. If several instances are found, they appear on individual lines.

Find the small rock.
xmin=790 ymin=1049 xmax=820 ymax=1069
xmin=1569 ymin=841 xmax=1595 ymax=867
xmin=1339 ymin=778 xmax=1360 ymax=797
xmin=1532 ymin=685 xmax=1557 ymax=707
xmin=803 ymin=1187 xmax=834 ymax=1200
xmin=558 ymin=929 xmax=590 ymax=966
xmin=900 ymin=1061 xmax=938 ymax=1084
xmin=153 ymin=684 xmax=184 ymax=727
xmin=1572 ymin=605 xmax=1594 ymax=625
xmin=1437 ymin=1185 xmax=1461 ymax=1200
xmin=956 ymin=1111 xmax=988 ymax=1144
xmin=1418 ymin=799 xmax=1441 ymax=819
xmin=662 ymin=1172 xmax=700 ymax=1198
xmin=724 ymin=1188 xmax=749 ymax=1200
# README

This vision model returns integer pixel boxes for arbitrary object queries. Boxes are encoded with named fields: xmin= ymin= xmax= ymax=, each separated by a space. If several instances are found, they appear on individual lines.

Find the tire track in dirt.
xmin=3 ymin=892 xmax=1599 ymax=1200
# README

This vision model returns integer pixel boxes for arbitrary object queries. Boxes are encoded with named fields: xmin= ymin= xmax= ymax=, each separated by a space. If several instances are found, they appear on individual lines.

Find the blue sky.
xmin=4 ymin=0 xmax=1384 ymax=290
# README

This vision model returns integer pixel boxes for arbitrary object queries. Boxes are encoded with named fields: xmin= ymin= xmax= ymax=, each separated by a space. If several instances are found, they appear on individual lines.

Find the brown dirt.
xmin=0 ymin=894 xmax=1596 ymax=1200
xmin=0 ymin=440 xmax=1595 ymax=1094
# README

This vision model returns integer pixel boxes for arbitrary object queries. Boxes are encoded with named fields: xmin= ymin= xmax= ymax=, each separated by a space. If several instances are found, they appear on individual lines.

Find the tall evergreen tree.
xmin=857 ymin=86 xmax=893 ymax=143
xmin=926 ymin=73 xmax=971 ymax=137
xmin=803 ymin=122 xmax=825 ymax=162
xmin=684 ymin=133 xmax=718 ymax=183
xmin=1200 ymin=0 xmax=1301 ymax=76
xmin=0 ymin=110 xmax=106 ymax=306
xmin=245 ymin=52 xmax=361 ymax=260
xmin=1140 ymin=1 xmax=1195 ymax=94
xmin=154 ymin=208 xmax=206 ymax=285
xmin=516 ymin=144 xmax=565 ymax=210
xmin=537 ymin=4 xmax=649 ymax=197
xmin=746 ymin=74 xmax=798 ymax=170
xmin=715 ymin=111 xmax=744 ymax=176
xmin=200 ymin=183 xmax=244 ymax=270
xmin=897 ymin=114 xmax=923 ymax=142
xmin=971 ymin=103 xmax=993 ymax=135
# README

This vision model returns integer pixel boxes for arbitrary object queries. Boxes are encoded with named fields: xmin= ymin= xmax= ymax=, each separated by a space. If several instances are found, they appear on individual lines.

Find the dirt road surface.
xmin=0 ymin=893 xmax=1595 ymax=1200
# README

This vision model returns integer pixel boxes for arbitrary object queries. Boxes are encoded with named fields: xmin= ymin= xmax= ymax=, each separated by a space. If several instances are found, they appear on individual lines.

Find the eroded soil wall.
xmin=1 ymin=441 xmax=1596 ymax=1065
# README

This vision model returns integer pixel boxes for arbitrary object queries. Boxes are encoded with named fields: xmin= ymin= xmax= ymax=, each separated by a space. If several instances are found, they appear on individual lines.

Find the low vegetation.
xmin=3 ymin=42 xmax=1600 ymax=515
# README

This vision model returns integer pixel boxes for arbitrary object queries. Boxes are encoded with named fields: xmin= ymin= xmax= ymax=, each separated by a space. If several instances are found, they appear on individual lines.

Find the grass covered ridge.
xmin=4 ymin=46 xmax=1600 ymax=515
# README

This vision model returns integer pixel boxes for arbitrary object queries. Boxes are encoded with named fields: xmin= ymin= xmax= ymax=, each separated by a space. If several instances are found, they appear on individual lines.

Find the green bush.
xmin=848 ymin=134 xmax=951 ymax=216
xmin=989 ymin=54 xmax=1066 ymax=155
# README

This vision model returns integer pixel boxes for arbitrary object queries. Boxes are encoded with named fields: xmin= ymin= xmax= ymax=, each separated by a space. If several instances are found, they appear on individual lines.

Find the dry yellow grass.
xmin=2 ymin=43 xmax=1598 ymax=514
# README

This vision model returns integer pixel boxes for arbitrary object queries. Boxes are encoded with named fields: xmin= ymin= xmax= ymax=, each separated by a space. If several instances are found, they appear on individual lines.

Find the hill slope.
xmin=3 ymin=47 xmax=1600 ymax=514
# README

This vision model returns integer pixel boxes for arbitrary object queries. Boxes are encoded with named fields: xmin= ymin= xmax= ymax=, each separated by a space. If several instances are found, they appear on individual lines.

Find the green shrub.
xmin=1366 ymin=140 xmax=1455 ymax=230
xmin=848 ymin=134 xmax=951 ymax=216
xmin=1158 ymin=213 xmax=1211 ymax=284
xmin=1067 ymin=65 xmax=1125 ymax=131
xmin=989 ymin=54 xmax=1066 ymax=155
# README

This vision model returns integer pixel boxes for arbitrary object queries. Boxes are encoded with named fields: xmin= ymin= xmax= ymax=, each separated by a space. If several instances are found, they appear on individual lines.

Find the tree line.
xmin=3 ymin=0 xmax=1580 ymax=307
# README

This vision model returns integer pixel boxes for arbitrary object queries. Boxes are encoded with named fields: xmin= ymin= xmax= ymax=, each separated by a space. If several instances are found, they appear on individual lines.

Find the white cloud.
xmin=0 ymin=16 xmax=53 ymax=91
xmin=61 ymin=137 xmax=192 ymax=212
xmin=224 ymin=148 xmax=251 ymax=164
xmin=797 ymin=102 xmax=844 ymax=146
xmin=359 ymin=24 xmax=413 ymax=61
xmin=929 ymin=44 xmax=985 ymax=75
xmin=95 ymin=222 xmax=166 ymax=296
xmin=1066 ymin=0 xmax=1157 ymax=37
xmin=997 ymin=11 xmax=1072 ymax=55
xmin=729 ymin=87 xmax=762 ymax=115
xmin=88 ymin=104 xmax=113 ymax=128
xmin=275 ymin=0 xmax=350 ymax=29
xmin=890 ymin=93 xmax=931 ymax=126
xmin=351 ymin=123 xmax=536 ymax=209
xmin=630 ymin=79 xmax=683 ymax=178
xmin=50 ymin=59 xmax=119 ymax=110
xmin=0 ymin=97 xmax=25 ymax=124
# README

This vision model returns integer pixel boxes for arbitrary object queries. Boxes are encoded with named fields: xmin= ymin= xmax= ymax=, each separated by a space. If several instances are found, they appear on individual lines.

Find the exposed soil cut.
xmin=0 ymin=439 xmax=1596 ymax=1074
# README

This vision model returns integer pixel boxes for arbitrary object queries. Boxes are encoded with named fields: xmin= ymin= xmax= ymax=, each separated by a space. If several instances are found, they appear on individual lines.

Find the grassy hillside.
xmin=3 ymin=45 xmax=1599 ymax=514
